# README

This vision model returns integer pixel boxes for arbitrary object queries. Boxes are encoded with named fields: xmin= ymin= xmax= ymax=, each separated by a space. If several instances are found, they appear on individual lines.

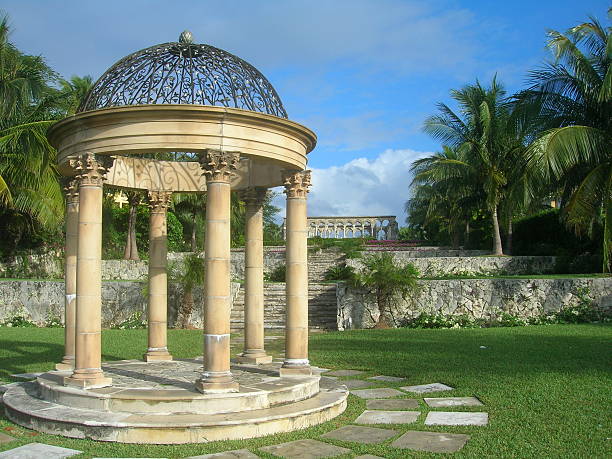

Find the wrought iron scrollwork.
xmin=78 ymin=32 xmax=288 ymax=118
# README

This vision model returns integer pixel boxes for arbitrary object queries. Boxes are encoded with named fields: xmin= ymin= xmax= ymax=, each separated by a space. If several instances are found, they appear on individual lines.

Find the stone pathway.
xmin=259 ymin=439 xmax=350 ymax=458
xmin=0 ymin=442 xmax=81 ymax=458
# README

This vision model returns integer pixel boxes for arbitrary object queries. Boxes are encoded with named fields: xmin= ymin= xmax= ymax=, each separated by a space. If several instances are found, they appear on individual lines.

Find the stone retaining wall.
xmin=337 ymin=277 xmax=612 ymax=330
xmin=347 ymin=255 xmax=558 ymax=277
xmin=0 ymin=280 xmax=337 ymax=331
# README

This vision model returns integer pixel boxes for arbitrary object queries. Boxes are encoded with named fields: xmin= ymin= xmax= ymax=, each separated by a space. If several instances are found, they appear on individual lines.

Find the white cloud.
xmin=272 ymin=148 xmax=432 ymax=224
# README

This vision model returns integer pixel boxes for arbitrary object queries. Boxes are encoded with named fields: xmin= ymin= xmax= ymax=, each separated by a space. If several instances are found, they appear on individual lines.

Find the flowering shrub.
xmin=1 ymin=308 xmax=37 ymax=327
xmin=111 ymin=311 xmax=146 ymax=329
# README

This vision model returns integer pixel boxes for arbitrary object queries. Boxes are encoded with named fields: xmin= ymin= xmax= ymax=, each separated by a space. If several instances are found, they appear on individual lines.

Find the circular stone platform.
xmin=3 ymin=360 xmax=348 ymax=444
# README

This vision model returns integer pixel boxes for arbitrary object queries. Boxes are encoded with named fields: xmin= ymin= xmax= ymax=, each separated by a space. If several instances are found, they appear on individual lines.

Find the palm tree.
xmin=0 ymin=15 xmax=64 ymax=228
xmin=409 ymin=146 xmax=482 ymax=248
xmin=422 ymin=78 xmax=535 ymax=255
xmin=522 ymin=13 xmax=611 ymax=271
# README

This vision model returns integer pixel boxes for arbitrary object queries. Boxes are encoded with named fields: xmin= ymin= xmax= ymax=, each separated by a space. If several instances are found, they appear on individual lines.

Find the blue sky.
xmin=1 ymin=0 xmax=608 ymax=221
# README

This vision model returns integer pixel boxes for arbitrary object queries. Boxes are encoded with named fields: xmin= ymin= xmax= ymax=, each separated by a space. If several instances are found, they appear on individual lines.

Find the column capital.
xmin=147 ymin=190 xmax=172 ymax=213
xmin=282 ymin=170 xmax=311 ymax=199
xmin=62 ymin=178 xmax=80 ymax=204
xmin=69 ymin=153 xmax=114 ymax=187
xmin=198 ymin=149 xmax=240 ymax=183
xmin=241 ymin=187 xmax=267 ymax=208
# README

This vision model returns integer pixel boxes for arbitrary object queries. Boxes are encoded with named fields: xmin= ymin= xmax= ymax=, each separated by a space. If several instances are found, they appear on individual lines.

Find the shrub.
xmin=112 ymin=311 xmax=146 ymax=329
xmin=1 ymin=309 xmax=37 ymax=327
xmin=323 ymin=264 xmax=355 ymax=281
xmin=265 ymin=264 xmax=286 ymax=282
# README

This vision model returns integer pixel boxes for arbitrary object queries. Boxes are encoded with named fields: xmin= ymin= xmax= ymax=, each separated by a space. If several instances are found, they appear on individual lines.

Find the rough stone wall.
xmin=347 ymin=255 xmax=557 ymax=276
xmin=337 ymin=277 xmax=612 ymax=330
xmin=0 ymin=280 xmax=239 ymax=329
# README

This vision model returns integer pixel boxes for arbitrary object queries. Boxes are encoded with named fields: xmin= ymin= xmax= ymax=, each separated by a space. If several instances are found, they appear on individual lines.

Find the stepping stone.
xmin=367 ymin=375 xmax=406 ymax=383
xmin=424 ymin=396 xmax=483 ymax=407
xmin=425 ymin=411 xmax=489 ymax=426
xmin=325 ymin=369 xmax=364 ymax=377
xmin=259 ymin=439 xmax=350 ymax=458
xmin=355 ymin=410 xmax=420 ymax=425
xmin=186 ymin=450 xmax=258 ymax=458
xmin=367 ymin=398 xmax=419 ymax=410
xmin=0 ymin=443 xmax=81 ymax=458
xmin=351 ymin=387 xmax=405 ymax=399
xmin=341 ymin=379 xmax=374 ymax=389
xmin=321 ymin=425 xmax=398 ymax=444
xmin=400 ymin=383 xmax=454 ymax=393
xmin=391 ymin=430 xmax=470 ymax=453
xmin=355 ymin=456 xmax=385 ymax=459
xmin=0 ymin=432 xmax=15 ymax=444
xmin=10 ymin=373 xmax=42 ymax=380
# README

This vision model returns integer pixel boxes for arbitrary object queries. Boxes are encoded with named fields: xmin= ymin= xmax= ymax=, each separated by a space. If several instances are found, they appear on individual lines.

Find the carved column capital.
xmin=282 ymin=170 xmax=311 ymax=199
xmin=69 ymin=153 xmax=114 ymax=187
xmin=62 ymin=178 xmax=80 ymax=204
xmin=147 ymin=190 xmax=173 ymax=213
xmin=241 ymin=187 xmax=267 ymax=209
xmin=198 ymin=149 xmax=240 ymax=183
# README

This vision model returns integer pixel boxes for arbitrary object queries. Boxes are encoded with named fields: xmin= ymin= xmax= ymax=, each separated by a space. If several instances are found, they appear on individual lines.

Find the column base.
xmin=235 ymin=351 xmax=273 ymax=365
xmin=280 ymin=360 xmax=312 ymax=377
xmin=55 ymin=359 xmax=74 ymax=371
xmin=195 ymin=372 xmax=239 ymax=394
xmin=143 ymin=350 xmax=173 ymax=362
xmin=64 ymin=371 xmax=112 ymax=389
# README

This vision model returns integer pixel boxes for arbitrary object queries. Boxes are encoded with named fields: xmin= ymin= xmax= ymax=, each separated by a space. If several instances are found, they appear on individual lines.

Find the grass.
xmin=420 ymin=273 xmax=610 ymax=280
xmin=0 ymin=325 xmax=610 ymax=457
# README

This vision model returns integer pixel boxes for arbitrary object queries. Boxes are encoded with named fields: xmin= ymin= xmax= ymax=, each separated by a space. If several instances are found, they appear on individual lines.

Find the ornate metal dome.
xmin=78 ymin=31 xmax=287 ymax=118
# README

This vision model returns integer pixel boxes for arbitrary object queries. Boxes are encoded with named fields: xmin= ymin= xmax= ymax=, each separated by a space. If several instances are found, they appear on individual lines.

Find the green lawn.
xmin=0 ymin=325 xmax=610 ymax=457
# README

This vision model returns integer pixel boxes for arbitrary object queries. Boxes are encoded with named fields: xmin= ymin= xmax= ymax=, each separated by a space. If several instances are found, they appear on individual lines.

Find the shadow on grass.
xmin=0 ymin=339 xmax=64 ymax=380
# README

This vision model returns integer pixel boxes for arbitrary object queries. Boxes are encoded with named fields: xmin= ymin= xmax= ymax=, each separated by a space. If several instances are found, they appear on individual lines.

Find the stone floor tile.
xmin=0 ymin=432 xmax=15 ymax=444
xmin=341 ymin=379 xmax=374 ymax=389
xmin=367 ymin=375 xmax=406 ymax=383
xmin=350 ymin=387 xmax=405 ymax=399
xmin=425 ymin=411 xmax=488 ymax=426
xmin=424 ymin=396 xmax=483 ymax=407
xmin=185 ymin=449 xmax=259 ymax=458
xmin=391 ymin=430 xmax=470 ymax=453
xmin=0 ymin=442 xmax=82 ymax=458
xmin=354 ymin=456 xmax=385 ymax=459
xmin=259 ymin=439 xmax=350 ymax=458
xmin=366 ymin=398 xmax=419 ymax=410
xmin=355 ymin=410 xmax=420 ymax=425
xmin=400 ymin=383 xmax=454 ymax=393
xmin=321 ymin=425 xmax=398 ymax=444
xmin=324 ymin=369 xmax=365 ymax=377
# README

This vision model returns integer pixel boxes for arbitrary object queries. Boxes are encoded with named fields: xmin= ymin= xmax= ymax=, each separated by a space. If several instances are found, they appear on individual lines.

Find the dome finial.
xmin=179 ymin=30 xmax=194 ymax=44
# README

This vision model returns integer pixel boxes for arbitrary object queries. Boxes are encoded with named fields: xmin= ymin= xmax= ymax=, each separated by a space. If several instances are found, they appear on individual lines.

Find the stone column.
xmin=196 ymin=150 xmax=240 ymax=393
xmin=64 ymin=153 xmax=112 ymax=388
xmin=280 ymin=170 xmax=312 ymax=377
xmin=236 ymin=187 xmax=272 ymax=364
xmin=144 ymin=190 xmax=173 ymax=362
xmin=56 ymin=180 xmax=79 ymax=371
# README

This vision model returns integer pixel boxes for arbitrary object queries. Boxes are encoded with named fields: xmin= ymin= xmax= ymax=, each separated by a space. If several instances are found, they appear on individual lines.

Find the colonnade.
xmin=58 ymin=150 xmax=312 ymax=392
xmin=291 ymin=216 xmax=399 ymax=240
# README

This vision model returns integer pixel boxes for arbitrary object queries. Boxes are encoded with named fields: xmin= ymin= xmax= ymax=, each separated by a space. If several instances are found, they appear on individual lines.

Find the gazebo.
xmin=3 ymin=31 xmax=347 ymax=443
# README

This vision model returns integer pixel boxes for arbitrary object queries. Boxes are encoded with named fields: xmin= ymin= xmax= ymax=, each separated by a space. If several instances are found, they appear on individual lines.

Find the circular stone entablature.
xmin=48 ymin=32 xmax=316 ymax=192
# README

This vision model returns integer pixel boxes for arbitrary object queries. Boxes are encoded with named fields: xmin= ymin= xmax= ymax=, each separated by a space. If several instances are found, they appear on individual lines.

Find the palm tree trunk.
xmin=374 ymin=289 xmax=391 ymax=329
xmin=190 ymin=211 xmax=197 ymax=252
xmin=492 ymin=206 xmax=504 ymax=256
xmin=464 ymin=220 xmax=470 ymax=248
xmin=124 ymin=193 xmax=140 ymax=260
xmin=451 ymin=230 xmax=460 ymax=249
xmin=506 ymin=220 xmax=513 ymax=256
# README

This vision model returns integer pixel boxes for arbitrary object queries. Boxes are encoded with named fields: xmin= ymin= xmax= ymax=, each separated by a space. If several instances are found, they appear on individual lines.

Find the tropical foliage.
xmin=408 ymin=10 xmax=610 ymax=270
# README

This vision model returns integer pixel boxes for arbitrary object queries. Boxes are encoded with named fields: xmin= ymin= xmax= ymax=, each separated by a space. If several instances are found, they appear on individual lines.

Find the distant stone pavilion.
xmin=4 ymin=31 xmax=347 ymax=443
xmin=283 ymin=215 xmax=399 ymax=240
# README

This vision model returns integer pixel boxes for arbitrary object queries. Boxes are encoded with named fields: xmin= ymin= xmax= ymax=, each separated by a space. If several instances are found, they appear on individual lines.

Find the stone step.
xmin=4 ymin=380 xmax=348 ymax=444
